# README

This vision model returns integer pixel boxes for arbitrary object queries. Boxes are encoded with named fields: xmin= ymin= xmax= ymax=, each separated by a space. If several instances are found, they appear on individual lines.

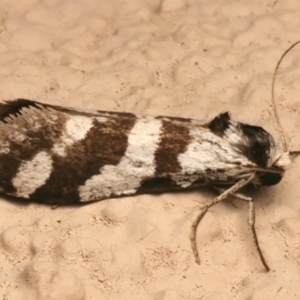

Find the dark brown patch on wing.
xmin=30 ymin=116 xmax=136 ymax=204
xmin=136 ymin=175 xmax=209 ymax=195
xmin=0 ymin=99 xmax=42 ymax=122
xmin=137 ymin=177 xmax=180 ymax=194
xmin=206 ymin=112 xmax=230 ymax=137
xmin=0 ymin=111 xmax=67 ymax=195
xmin=155 ymin=120 xmax=192 ymax=174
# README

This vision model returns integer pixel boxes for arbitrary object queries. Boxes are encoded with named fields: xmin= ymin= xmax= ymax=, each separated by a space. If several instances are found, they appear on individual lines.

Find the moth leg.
xmin=191 ymin=206 xmax=209 ymax=264
xmin=213 ymin=186 xmax=251 ymax=207
xmin=213 ymin=187 xmax=251 ymax=201
xmin=248 ymin=200 xmax=270 ymax=272
xmin=191 ymin=174 xmax=255 ymax=265
xmin=210 ymin=186 xmax=270 ymax=271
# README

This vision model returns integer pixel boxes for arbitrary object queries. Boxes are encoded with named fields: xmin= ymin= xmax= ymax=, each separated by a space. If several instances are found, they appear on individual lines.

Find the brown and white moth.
xmin=0 ymin=98 xmax=292 ymax=271
xmin=0 ymin=42 xmax=299 ymax=272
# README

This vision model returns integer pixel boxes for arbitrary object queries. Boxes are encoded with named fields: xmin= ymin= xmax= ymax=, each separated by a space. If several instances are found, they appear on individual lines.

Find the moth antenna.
xmin=271 ymin=40 xmax=300 ymax=152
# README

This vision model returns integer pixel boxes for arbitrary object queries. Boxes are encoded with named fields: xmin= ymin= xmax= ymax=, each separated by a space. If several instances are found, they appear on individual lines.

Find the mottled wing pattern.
xmin=0 ymin=99 xmax=285 ymax=204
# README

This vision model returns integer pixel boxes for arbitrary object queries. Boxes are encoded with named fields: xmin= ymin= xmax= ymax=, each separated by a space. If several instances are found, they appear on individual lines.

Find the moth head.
xmin=207 ymin=112 xmax=292 ymax=186
xmin=232 ymin=122 xmax=292 ymax=186
xmin=257 ymin=150 xmax=291 ymax=186
xmin=260 ymin=149 xmax=300 ymax=184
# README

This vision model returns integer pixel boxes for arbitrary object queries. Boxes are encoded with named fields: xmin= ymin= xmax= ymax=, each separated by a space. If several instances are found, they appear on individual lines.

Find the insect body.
xmin=0 ymin=99 xmax=290 ymax=203
xmin=0 ymin=99 xmax=295 ymax=271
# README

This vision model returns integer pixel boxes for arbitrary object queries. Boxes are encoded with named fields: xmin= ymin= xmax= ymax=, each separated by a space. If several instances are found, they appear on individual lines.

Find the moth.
xmin=0 ymin=42 xmax=299 ymax=272
xmin=0 ymin=99 xmax=291 ymax=271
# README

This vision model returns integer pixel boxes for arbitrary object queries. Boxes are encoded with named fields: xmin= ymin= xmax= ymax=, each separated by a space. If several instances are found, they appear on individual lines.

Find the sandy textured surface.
xmin=1 ymin=0 xmax=300 ymax=299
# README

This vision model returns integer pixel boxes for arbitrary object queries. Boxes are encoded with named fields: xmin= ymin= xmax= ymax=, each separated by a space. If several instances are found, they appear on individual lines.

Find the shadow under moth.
xmin=1 ymin=43 xmax=300 ymax=272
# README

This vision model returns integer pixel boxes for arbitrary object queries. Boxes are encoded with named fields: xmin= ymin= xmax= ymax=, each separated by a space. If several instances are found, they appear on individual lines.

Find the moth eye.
xmin=259 ymin=173 xmax=282 ymax=186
